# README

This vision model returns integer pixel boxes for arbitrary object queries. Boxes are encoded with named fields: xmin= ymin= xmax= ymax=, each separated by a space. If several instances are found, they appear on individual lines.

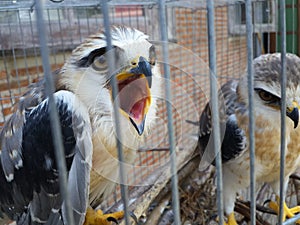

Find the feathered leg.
xmin=222 ymin=168 xmax=240 ymax=225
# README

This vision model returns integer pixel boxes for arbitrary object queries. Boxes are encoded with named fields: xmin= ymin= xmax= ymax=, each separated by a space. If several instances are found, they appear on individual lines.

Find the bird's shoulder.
xmin=0 ymin=71 xmax=63 ymax=180
xmin=199 ymin=79 xmax=239 ymax=139
xmin=199 ymin=79 xmax=247 ymax=164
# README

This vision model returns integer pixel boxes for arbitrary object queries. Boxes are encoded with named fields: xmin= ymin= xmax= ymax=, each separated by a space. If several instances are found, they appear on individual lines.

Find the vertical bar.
xmin=28 ymin=10 xmax=41 ymax=79
xmin=143 ymin=5 xmax=148 ymax=35
xmin=47 ymin=9 xmax=58 ymax=66
xmin=245 ymin=1 xmax=256 ymax=224
xmin=128 ymin=6 xmax=133 ymax=27
xmin=298 ymin=1 xmax=300 ymax=55
xmin=120 ymin=6 xmax=125 ymax=25
xmin=0 ymin=92 xmax=4 ymax=125
xmin=17 ymin=10 xmax=30 ymax=83
xmin=267 ymin=1 xmax=271 ymax=53
xmin=110 ymin=5 xmax=115 ymax=24
xmin=279 ymin=0 xmax=287 ymax=224
xmin=8 ymin=11 xmax=22 ymax=95
xmin=207 ymin=1 xmax=224 ymax=225
xmin=76 ymin=8 xmax=83 ymax=43
xmin=135 ymin=6 xmax=140 ymax=29
xmin=66 ymin=8 xmax=75 ymax=50
xmin=100 ymin=1 xmax=130 ymax=225
xmin=292 ymin=0 xmax=295 ymax=52
xmin=158 ymin=0 xmax=181 ymax=224
xmin=276 ymin=1 xmax=279 ymax=52
xmin=34 ymin=1 xmax=74 ymax=225
xmin=1 ymin=47 xmax=13 ymax=106
xmin=85 ymin=8 xmax=91 ymax=33
xmin=94 ymin=6 xmax=100 ymax=30
xmin=57 ymin=8 xmax=66 ymax=61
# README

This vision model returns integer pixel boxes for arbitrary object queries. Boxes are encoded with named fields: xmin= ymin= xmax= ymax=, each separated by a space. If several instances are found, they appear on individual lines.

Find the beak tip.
xmin=130 ymin=117 xmax=146 ymax=135
xmin=137 ymin=129 xmax=143 ymax=136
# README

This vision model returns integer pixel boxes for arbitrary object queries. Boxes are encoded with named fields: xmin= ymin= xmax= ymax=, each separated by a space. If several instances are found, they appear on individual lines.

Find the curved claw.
xmin=129 ymin=211 xmax=139 ymax=224
xmin=263 ymin=199 xmax=272 ymax=206
xmin=106 ymin=216 xmax=119 ymax=224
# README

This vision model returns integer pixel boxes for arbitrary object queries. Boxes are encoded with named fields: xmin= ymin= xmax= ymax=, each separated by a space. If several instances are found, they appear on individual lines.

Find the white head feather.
xmin=59 ymin=25 xmax=161 ymax=153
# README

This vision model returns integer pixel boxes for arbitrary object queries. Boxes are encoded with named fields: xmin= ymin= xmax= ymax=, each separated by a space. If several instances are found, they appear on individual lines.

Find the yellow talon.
xmin=84 ymin=207 xmax=124 ymax=225
xmin=224 ymin=212 xmax=238 ymax=225
xmin=269 ymin=196 xmax=300 ymax=223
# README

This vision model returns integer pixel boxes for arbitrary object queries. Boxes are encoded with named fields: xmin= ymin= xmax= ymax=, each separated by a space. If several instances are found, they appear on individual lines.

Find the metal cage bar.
xmin=158 ymin=0 xmax=181 ymax=224
xmin=279 ymin=0 xmax=287 ymax=224
xmin=101 ymin=1 xmax=130 ymax=225
xmin=34 ymin=1 xmax=74 ymax=224
xmin=206 ymin=1 xmax=224 ymax=225
xmin=245 ymin=1 xmax=256 ymax=224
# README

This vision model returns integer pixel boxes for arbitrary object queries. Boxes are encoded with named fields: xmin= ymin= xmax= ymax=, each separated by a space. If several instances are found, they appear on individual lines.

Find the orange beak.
xmin=115 ymin=57 xmax=152 ymax=135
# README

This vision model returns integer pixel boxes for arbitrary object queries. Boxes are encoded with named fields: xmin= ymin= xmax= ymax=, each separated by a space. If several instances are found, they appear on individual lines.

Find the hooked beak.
xmin=287 ymin=102 xmax=299 ymax=128
xmin=115 ymin=56 xmax=152 ymax=136
xmin=130 ymin=116 xmax=146 ymax=136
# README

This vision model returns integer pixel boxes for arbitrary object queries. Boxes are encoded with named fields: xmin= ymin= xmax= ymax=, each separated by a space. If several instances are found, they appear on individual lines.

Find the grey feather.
xmin=64 ymin=121 xmax=92 ymax=225
xmin=0 ymin=74 xmax=56 ymax=182
xmin=198 ymin=79 xmax=247 ymax=169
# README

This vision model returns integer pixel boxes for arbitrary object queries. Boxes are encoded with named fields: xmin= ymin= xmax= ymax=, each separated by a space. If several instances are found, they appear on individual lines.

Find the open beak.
xmin=115 ymin=56 xmax=152 ymax=135
xmin=287 ymin=101 xmax=299 ymax=129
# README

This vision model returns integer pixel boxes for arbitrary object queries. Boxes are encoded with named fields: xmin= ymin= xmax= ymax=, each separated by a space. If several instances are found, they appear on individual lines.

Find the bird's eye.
xmin=255 ymin=89 xmax=279 ymax=103
xmin=92 ymin=55 xmax=107 ymax=71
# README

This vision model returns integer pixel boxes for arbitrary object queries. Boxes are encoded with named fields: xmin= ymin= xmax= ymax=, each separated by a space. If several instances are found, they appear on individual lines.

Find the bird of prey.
xmin=199 ymin=53 xmax=300 ymax=225
xmin=0 ymin=26 xmax=160 ymax=225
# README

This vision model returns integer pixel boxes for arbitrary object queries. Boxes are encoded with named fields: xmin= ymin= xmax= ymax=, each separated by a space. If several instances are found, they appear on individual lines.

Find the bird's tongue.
xmin=130 ymin=98 xmax=146 ymax=124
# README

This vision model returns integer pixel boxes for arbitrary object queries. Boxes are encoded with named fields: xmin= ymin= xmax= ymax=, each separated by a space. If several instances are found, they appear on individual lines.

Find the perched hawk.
xmin=0 ymin=26 xmax=160 ymax=225
xmin=199 ymin=53 xmax=300 ymax=225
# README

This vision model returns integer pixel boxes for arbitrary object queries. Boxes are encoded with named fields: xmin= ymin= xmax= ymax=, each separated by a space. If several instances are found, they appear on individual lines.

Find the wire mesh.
xmin=1 ymin=0 xmax=300 ymax=224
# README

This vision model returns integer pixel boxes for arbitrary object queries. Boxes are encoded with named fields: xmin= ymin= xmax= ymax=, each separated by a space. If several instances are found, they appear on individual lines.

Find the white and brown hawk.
xmin=199 ymin=53 xmax=300 ymax=224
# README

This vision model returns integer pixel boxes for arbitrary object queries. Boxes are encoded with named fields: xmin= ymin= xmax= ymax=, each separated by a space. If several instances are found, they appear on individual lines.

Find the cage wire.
xmin=1 ymin=0 xmax=300 ymax=224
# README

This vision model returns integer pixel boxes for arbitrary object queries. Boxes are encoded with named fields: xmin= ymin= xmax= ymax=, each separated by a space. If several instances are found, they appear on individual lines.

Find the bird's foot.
xmin=269 ymin=196 xmax=300 ymax=223
xmin=84 ymin=207 xmax=124 ymax=225
xmin=224 ymin=212 xmax=238 ymax=225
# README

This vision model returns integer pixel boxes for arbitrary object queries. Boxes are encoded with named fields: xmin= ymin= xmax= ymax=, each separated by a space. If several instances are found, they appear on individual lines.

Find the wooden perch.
xmin=235 ymin=200 xmax=273 ymax=225
xmin=107 ymin=146 xmax=199 ymax=225
xmin=109 ymin=147 xmax=300 ymax=224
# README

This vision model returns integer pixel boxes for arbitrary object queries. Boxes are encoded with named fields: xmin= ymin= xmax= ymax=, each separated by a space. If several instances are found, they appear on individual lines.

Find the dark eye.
xmin=149 ymin=45 xmax=156 ymax=66
xmin=255 ymin=88 xmax=280 ymax=103
xmin=92 ymin=55 xmax=107 ymax=71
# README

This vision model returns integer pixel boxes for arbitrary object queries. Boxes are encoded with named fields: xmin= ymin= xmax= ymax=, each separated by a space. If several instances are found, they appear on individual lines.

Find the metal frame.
xmin=228 ymin=0 xmax=277 ymax=35
xmin=0 ymin=0 xmax=299 ymax=224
